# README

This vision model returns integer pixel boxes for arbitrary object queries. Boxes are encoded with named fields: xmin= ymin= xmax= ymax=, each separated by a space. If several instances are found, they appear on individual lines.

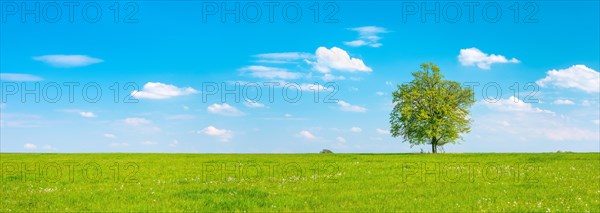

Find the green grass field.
xmin=1 ymin=153 xmax=599 ymax=212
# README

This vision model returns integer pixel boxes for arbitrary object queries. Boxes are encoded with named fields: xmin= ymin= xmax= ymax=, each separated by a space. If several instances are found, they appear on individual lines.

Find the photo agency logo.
xmin=202 ymin=161 xmax=341 ymax=183
xmin=1 ymin=161 xmax=140 ymax=183
xmin=0 ymin=1 xmax=139 ymax=23
xmin=401 ymin=162 xmax=540 ymax=183
xmin=0 ymin=81 xmax=340 ymax=104
xmin=0 ymin=81 xmax=541 ymax=104
xmin=201 ymin=1 xmax=339 ymax=23
xmin=401 ymin=1 xmax=539 ymax=23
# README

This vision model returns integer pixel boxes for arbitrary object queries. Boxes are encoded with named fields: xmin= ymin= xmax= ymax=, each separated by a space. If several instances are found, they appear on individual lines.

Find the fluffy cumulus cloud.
xmin=337 ymin=100 xmax=367 ymax=112
xmin=344 ymin=26 xmax=388 ymax=48
xmin=199 ymin=126 xmax=232 ymax=142
xmin=132 ymin=82 xmax=199 ymax=100
xmin=207 ymin=103 xmax=244 ymax=116
xmin=0 ymin=73 xmax=43 ymax=81
xmin=336 ymin=136 xmax=346 ymax=143
xmin=33 ymin=54 xmax=103 ymax=67
xmin=239 ymin=66 xmax=303 ymax=79
xmin=458 ymin=48 xmax=519 ymax=69
xmin=536 ymin=65 xmax=599 ymax=93
xmin=299 ymin=130 xmax=316 ymax=140
xmin=312 ymin=47 xmax=372 ymax=73
xmin=481 ymin=96 xmax=554 ymax=114
xmin=350 ymin=127 xmax=362 ymax=132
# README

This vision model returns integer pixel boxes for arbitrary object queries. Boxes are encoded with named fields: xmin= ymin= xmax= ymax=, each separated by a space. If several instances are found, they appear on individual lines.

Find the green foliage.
xmin=320 ymin=149 xmax=334 ymax=154
xmin=390 ymin=63 xmax=475 ymax=153
xmin=1 ymin=153 xmax=598 ymax=212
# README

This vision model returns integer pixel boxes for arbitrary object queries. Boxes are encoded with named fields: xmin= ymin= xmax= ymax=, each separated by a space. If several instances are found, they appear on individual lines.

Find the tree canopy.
xmin=390 ymin=63 xmax=475 ymax=153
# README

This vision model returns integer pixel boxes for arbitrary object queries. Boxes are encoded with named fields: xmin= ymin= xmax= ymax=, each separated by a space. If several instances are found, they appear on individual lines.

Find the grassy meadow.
xmin=1 ymin=153 xmax=599 ymax=212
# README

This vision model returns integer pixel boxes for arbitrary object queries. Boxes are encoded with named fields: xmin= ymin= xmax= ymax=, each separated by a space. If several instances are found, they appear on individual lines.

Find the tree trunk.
xmin=431 ymin=137 xmax=437 ymax=154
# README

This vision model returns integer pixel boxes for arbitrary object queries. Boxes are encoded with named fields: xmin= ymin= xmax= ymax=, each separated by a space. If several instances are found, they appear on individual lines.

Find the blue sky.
xmin=1 ymin=1 xmax=598 ymax=153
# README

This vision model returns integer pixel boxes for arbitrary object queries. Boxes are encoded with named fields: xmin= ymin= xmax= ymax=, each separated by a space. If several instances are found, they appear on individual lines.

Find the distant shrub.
xmin=320 ymin=149 xmax=333 ymax=154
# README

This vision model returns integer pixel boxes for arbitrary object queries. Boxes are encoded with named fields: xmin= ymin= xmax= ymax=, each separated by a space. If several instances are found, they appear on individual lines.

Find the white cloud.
xmin=344 ymin=40 xmax=368 ymax=47
xmin=375 ymin=91 xmax=385 ymax=96
xmin=481 ymin=96 xmax=554 ymax=114
xmin=207 ymin=103 xmax=244 ymax=116
xmin=240 ymin=66 xmax=303 ymax=79
xmin=337 ymin=100 xmax=367 ymax=112
xmin=124 ymin=117 xmax=151 ymax=126
xmin=244 ymin=99 xmax=265 ymax=108
xmin=344 ymin=26 xmax=388 ymax=48
xmin=132 ymin=82 xmax=199 ymax=100
xmin=24 ymin=143 xmax=37 ymax=149
xmin=593 ymin=120 xmax=600 ymax=125
xmin=375 ymin=128 xmax=389 ymax=134
xmin=199 ymin=126 xmax=232 ymax=142
xmin=475 ymin=96 xmax=598 ymax=143
xmin=553 ymin=99 xmax=575 ymax=105
xmin=350 ymin=127 xmax=362 ymax=132
xmin=458 ymin=48 xmax=519 ymax=70
xmin=284 ymin=113 xmax=293 ymax=117
xmin=33 ymin=54 xmax=103 ymax=67
xmin=299 ymin=130 xmax=316 ymax=140
xmin=0 ymin=73 xmax=42 ymax=81
xmin=336 ymin=136 xmax=346 ymax=143
xmin=536 ymin=65 xmax=599 ymax=93
xmin=103 ymin=133 xmax=116 ymax=139
xmin=79 ymin=111 xmax=97 ymax=118
xmin=140 ymin=141 xmax=158 ymax=145
xmin=169 ymin=140 xmax=179 ymax=147
xmin=298 ymin=83 xmax=332 ymax=92
xmin=321 ymin=73 xmax=346 ymax=81
xmin=312 ymin=47 xmax=372 ymax=73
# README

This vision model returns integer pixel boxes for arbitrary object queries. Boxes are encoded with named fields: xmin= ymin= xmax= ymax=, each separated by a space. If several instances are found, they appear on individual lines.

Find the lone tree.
xmin=390 ymin=63 xmax=475 ymax=153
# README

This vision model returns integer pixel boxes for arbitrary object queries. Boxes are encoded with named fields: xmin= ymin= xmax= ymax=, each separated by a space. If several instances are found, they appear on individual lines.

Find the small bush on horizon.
xmin=320 ymin=149 xmax=333 ymax=154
